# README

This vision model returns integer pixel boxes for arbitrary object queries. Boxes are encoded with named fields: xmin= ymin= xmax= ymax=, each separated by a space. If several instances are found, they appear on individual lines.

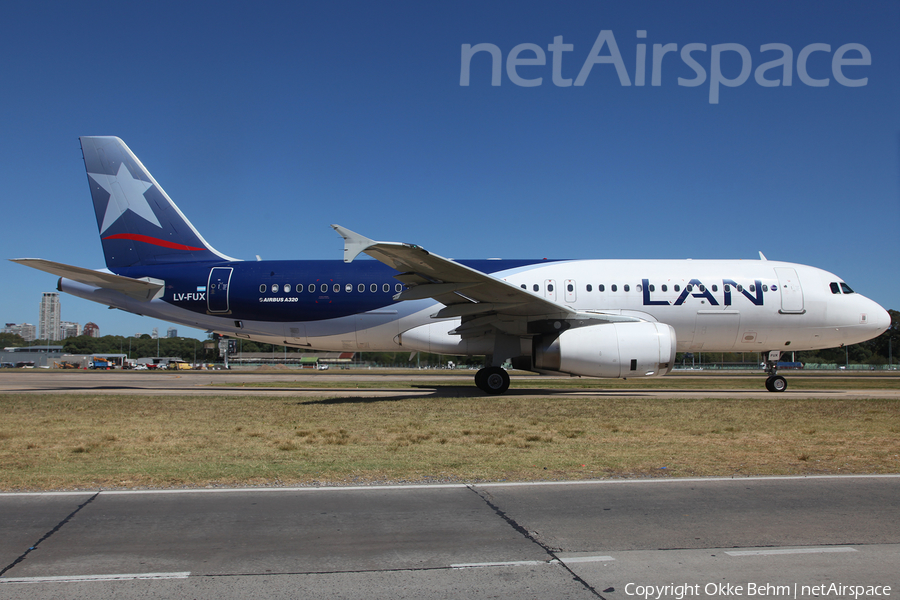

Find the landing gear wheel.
xmin=476 ymin=367 xmax=510 ymax=395
xmin=474 ymin=368 xmax=488 ymax=392
xmin=765 ymin=375 xmax=787 ymax=392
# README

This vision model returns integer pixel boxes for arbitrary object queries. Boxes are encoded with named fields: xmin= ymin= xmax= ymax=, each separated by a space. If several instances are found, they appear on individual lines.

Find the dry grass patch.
xmin=0 ymin=393 xmax=898 ymax=491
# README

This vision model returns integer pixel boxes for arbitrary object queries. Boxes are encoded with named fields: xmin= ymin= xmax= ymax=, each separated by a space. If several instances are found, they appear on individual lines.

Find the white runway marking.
xmin=725 ymin=547 xmax=857 ymax=557
xmin=451 ymin=554 xmax=615 ymax=569
xmin=557 ymin=555 xmax=616 ymax=563
xmin=450 ymin=560 xmax=548 ymax=569
xmin=1 ymin=473 xmax=898 ymax=498
xmin=0 ymin=572 xmax=190 ymax=584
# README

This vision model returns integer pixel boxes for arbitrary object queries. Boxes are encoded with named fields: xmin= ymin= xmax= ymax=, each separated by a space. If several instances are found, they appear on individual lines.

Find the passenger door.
xmin=207 ymin=267 xmax=233 ymax=313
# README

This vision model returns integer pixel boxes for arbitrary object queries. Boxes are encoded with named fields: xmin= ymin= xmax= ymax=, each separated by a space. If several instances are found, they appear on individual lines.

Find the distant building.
xmin=2 ymin=323 xmax=36 ymax=342
xmin=83 ymin=322 xmax=100 ymax=338
xmin=59 ymin=321 xmax=81 ymax=339
xmin=39 ymin=292 xmax=61 ymax=341
xmin=151 ymin=327 xmax=158 ymax=339
xmin=167 ymin=327 xmax=177 ymax=338
xmin=0 ymin=345 xmax=64 ymax=368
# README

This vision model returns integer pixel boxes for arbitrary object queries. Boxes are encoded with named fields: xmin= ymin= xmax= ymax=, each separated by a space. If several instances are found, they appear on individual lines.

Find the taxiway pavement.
xmin=1 ymin=370 xmax=899 ymax=400
xmin=1 ymin=477 xmax=898 ymax=599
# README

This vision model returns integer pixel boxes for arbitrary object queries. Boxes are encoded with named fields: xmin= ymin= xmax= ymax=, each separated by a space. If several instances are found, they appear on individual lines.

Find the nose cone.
xmin=871 ymin=305 xmax=892 ymax=337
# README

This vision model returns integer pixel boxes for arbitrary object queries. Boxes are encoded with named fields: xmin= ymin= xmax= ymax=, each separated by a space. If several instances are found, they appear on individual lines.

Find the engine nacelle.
xmin=533 ymin=321 xmax=676 ymax=379
xmin=396 ymin=320 xmax=495 ymax=356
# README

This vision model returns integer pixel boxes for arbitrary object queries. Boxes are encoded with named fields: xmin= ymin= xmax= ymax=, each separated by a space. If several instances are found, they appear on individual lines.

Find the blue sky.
xmin=1 ymin=1 xmax=897 ymax=339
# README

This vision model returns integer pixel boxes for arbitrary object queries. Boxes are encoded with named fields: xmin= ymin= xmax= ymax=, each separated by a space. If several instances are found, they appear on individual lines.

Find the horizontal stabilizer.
xmin=11 ymin=258 xmax=164 ymax=301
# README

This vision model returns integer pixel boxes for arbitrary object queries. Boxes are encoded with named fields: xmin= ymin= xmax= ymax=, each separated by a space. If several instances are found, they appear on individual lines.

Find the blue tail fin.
xmin=80 ymin=136 xmax=235 ymax=269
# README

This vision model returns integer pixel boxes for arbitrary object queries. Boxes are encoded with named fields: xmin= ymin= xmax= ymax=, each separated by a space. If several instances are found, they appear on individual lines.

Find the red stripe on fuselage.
xmin=103 ymin=233 xmax=206 ymax=252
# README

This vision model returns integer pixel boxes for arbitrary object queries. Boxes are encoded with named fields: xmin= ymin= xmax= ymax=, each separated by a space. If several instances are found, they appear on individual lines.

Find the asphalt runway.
xmin=0 ymin=477 xmax=898 ymax=599
xmin=1 ymin=370 xmax=899 ymax=399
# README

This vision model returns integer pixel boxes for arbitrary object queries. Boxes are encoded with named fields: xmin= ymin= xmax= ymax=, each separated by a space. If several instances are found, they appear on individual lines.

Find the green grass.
xmin=1 ymin=392 xmax=898 ymax=491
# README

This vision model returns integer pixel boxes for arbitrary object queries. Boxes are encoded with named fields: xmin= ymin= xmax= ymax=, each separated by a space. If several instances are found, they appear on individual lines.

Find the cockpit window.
xmin=830 ymin=282 xmax=841 ymax=294
xmin=840 ymin=282 xmax=854 ymax=294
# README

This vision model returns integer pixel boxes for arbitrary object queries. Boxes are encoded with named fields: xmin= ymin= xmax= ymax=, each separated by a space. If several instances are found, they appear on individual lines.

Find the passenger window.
xmin=840 ymin=283 xmax=854 ymax=294
xmin=611 ymin=284 xmax=617 ymax=292
xmin=320 ymin=284 xmax=328 ymax=293
xmin=649 ymin=285 xmax=655 ymax=292
xmin=259 ymin=284 xmax=267 ymax=293
xmin=698 ymin=285 xmax=705 ymax=292
xmin=345 ymin=284 xmax=352 ymax=293
xmin=370 ymin=283 xmax=377 ymax=293
xmin=272 ymin=284 xmax=279 ymax=293
xmin=674 ymin=285 xmax=680 ymax=292
xmin=358 ymin=283 xmax=365 ymax=293
xmin=830 ymin=282 xmax=841 ymax=294
xmin=586 ymin=284 xmax=593 ymax=292
xmin=712 ymin=285 xmax=718 ymax=292
xmin=533 ymin=284 xmax=539 ymax=292
xmin=661 ymin=285 xmax=667 ymax=292
xmin=636 ymin=284 xmax=642 ymax=292
xmin=686 ymin=285 xmax=693 ymax=292
xmin=395 ymin=284 xmax=403 ymax=292
xmin=308 ymin=284 xmax=315 ymax=293
xmin=284 ymin=284 xmax=291 ymax=293
xmin=547 ymin=284 xmax=554 ymax=292
xmin=749 ymin=284 xmax=755 ymax=292
xmin=567 ymin=284 xmax=574 ymax=292
xmin=333 ymin=284 xmax=340 ymax=293
xmin=599 ymin=284 xmax=605 ymax=292
xmin=520 ymin=284 xmax=526 ymax=289
xmin=624 ymin=284 xmax=630 ymax=292
xmin=737 ymin=285 xmax=743 ymax=292
xmin=762 ymin=285 xmax=768 ymax=292
xmin=724 ymin=284 xmax=730 ymax=292
xmin=383 ymin=283 xmax=390 ymax=292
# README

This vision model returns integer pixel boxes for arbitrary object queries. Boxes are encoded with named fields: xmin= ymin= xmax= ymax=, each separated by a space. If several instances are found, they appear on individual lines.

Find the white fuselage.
xmin=61 ymin=258 xmax=890 ymax=359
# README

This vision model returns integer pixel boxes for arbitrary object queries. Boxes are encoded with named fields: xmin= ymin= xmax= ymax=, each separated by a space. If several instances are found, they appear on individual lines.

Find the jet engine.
xmin=533 ymin=321 xmax=676 ymax=379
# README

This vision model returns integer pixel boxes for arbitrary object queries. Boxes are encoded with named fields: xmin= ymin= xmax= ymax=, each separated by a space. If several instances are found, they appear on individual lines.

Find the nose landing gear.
xmin=763 ymin=351 xmax=787 ymax=392
xmin=765 ymin=374 xmax=787 ymax=392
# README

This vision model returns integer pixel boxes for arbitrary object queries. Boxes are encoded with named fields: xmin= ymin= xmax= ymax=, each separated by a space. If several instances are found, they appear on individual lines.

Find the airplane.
xmin=12 ymin=137 xmax=892 ymax=394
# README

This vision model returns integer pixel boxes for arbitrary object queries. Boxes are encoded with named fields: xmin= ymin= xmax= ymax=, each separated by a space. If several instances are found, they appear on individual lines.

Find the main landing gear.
xmin=475 ymin=366 xmax=510 ymax=395
xmin=762 ymin=351 xmax=787 ymax=392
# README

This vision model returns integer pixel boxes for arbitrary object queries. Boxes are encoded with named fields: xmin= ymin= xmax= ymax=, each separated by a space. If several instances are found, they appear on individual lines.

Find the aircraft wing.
xmin=332 ymin=226 xmax=640 ymax=330
xmin=11 ymin=258 xmax=164 ymax=302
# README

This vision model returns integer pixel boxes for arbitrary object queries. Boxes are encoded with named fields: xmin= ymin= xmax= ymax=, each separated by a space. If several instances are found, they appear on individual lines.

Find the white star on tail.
xmin=89 ymin=162 xmax=161 ymax=233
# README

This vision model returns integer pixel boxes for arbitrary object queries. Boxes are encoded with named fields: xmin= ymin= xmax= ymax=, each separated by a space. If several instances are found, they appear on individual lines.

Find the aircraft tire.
xmin=765 ymin=375 xmax=787 ymax=392
xmin=481 ymin=367 xmax=510 ymax=395
xmin=474 ymin=368 xmax=489 ymax=392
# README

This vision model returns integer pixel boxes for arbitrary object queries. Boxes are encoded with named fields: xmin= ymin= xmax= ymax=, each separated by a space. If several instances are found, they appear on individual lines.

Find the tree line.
xmin=1 ymin=309 xmax=897 ymax=366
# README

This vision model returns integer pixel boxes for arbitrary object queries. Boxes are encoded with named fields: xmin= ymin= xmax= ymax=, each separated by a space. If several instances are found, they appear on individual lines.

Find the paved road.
xmin=1 ymin=371 xmax=898 ymax=399
xmin=1 ymin=477 xmax=898 ymax=599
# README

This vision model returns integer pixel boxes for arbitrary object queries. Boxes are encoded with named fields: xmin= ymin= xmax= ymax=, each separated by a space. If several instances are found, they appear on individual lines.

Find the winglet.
xmin=759 ymin=251 xmax=768 ymax=261
xmin=331 ymin=225 xmax=377 ymax=263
